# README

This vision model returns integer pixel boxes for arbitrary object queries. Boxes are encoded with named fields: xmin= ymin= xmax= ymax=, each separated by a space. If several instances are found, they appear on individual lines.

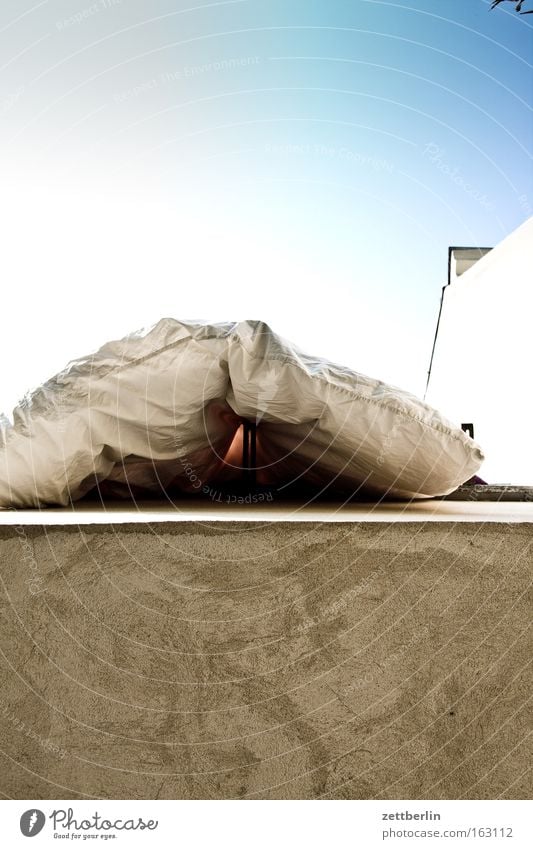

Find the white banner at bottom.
xmin=2 ymin=799 xmax=531 ymax=848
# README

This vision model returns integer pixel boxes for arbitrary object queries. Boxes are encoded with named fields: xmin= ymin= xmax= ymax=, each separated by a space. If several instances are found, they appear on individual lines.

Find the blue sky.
xmin=1 ymin=0 xmax=532 ymax=411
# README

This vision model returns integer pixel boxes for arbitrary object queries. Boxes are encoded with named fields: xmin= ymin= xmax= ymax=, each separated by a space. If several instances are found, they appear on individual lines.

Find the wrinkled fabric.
xmin=0 ymin=318 xmax=484 ymax=507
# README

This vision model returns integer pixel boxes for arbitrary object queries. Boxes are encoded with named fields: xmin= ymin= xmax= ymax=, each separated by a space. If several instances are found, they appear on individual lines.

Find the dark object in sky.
xmin=490 ymin=0 xmax=533 ymax=13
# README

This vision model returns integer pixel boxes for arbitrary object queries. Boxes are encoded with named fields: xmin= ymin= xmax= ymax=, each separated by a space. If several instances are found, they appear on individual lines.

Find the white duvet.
xmin=0 ymin=319 xmax=484 ymax=507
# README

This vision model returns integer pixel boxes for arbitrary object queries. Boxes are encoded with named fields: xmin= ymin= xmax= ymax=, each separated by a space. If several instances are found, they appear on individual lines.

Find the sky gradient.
xmin=1 ymin=0 xmax=532 ymax=415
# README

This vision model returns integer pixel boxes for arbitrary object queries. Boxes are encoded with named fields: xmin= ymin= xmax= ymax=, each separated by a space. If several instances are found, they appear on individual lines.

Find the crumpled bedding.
xmin=0 ymin=318 xmax=484 ymax=507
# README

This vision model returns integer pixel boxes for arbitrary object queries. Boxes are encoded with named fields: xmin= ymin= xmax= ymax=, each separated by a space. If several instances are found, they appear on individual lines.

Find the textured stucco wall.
xmin=0 ymin=520 xmax=530 ymax=799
